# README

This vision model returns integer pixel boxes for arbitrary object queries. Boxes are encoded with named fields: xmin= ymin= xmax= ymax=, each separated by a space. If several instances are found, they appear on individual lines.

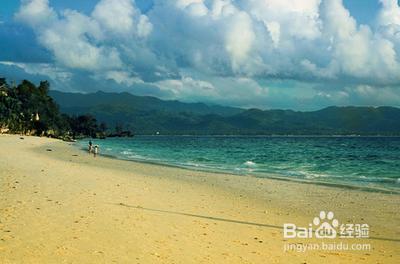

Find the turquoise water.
xmin=78 ymin=136 xmax=400 ymax=192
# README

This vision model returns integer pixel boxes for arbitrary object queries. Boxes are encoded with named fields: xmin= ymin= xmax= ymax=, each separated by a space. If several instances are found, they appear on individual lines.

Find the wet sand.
xmin=0 ymin=135 xmax=399 ymax=263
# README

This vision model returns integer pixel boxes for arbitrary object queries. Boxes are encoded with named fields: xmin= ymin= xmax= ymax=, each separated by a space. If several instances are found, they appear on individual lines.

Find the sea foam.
xmin=244 ymin=161 xmax=256 ymax=167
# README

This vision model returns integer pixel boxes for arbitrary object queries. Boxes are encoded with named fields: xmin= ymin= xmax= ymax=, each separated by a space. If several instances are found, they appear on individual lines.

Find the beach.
xmin=0 ymin=135 xmax=399 ymax=263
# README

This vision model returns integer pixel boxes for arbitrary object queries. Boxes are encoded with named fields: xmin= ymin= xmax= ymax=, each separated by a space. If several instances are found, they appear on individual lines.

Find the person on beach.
xmin=88 ymin=140 xmax=93 ymax=154
xmin=94 ymin=145 xmax=99 ymax=157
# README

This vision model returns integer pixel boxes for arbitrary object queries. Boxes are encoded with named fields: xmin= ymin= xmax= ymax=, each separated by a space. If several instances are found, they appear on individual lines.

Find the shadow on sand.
xmin=114 ymin=202 xmax=400 ymax=243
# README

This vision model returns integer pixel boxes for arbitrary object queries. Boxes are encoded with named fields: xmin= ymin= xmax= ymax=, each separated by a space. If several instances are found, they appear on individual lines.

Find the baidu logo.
xmin=313 ymin=211 xmax=339 ymax=238
xmin=283 ymin=211 xmax=369 ymax=239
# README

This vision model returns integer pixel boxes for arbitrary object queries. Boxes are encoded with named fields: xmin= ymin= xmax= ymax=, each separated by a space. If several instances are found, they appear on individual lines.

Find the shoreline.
xmin=76 ymin=145 xmax=400 ymax=195
xmin=1 ymin=135 xmax=399 ymax=263
xmin=106 ymin=135 xmax=400 ymax=137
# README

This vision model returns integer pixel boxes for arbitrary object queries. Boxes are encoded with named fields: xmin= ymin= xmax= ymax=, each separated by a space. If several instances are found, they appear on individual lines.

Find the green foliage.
xmin=51 ymin=90 xmax=400 ymax=136
xmin=3 ymin=79 xmax=398 ymax=136
xmin=0 ymin=78 xmax=103 ymax=138
xmin=69 ymin=114 xmax=99 ymax=138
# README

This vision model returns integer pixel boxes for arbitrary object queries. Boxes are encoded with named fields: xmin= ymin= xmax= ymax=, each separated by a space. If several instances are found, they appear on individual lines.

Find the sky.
xmin=0 ymin=0 xmax=400 ymax=110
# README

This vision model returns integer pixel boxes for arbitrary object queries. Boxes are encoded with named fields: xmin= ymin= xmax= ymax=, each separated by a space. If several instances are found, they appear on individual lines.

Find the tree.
xmin=69 ymin=114 xmax=99 ymax=138
xmin=0 ymin=77 xmax=102 ymax=138
xmin=0 ymin=78 xmax=7 ymax=89
xmin=99 ymin=122 xmax=107 ymax=133
xmin=38 ymin=80 xmax=50 ymax=96
xmin=115 ymin=123 xmax=123 ymax=134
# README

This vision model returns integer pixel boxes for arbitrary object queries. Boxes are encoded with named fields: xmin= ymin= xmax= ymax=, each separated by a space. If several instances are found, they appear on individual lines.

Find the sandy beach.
xmin=0 ymin=135 xmax=399 ymax=263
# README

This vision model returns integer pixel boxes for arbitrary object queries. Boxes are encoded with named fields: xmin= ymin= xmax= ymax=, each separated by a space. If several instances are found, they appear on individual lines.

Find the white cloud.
xmin=0 ymin=61 xmax=72 ymax=82
xmin=92 ymin=0 xmax=135 ymax=34
xmin=92 ymin=0 xmax=152 ymax=37
xmin=156 ymin=75 xmax=215 ymax=98
xmin=246 ymin=0 xmax=321 ymax=41
xmin=15 ymin=0 xmax=57 ymax=27
xmin=16 ymin=0 xmax=152 ymax=71
xmin=39 ymin=10 xmax=122 ymax=71
xmin=319 ymin=0 xmax=400 ymax=83
xmin=15 ymin=0 xmax=400 ymax=85
xmin=9 ymin=0 xmax=400 ymax=109
xmin=349 ymin=84 xmax=400 ymax=105
xmin=377 ymin=0 xmax=400 ymax=49
xmin=154 ymin=73 xmax=272 ymax=108
xmin=104 ymin=71 xmax=144 ymax=86
xmin=176 ymin=0 xmax=209 ymax=17
xmin=378 ymin=0 xmax=400 ymax=26
xmin=225 ymin=11 xmax=255 ymax=70
xmin=137 ymin=15 xmax=153 ymax=38
xmin=211 ymin=0 xmax=236 ymax=18
xmin=176 ymin=0 xmax=204 ymax=9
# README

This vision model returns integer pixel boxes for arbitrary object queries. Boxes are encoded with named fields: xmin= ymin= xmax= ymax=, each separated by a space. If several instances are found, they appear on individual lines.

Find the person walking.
xmin=94 ymin=145 xmax=99 ymax=157
xmin=88 ymin=140 xmax=93 ymax=154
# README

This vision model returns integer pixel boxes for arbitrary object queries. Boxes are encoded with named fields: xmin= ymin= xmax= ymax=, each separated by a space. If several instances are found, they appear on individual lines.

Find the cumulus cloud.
xmin=15 ymin=0 xmax=400 ymax=83
xmin=146 ymin=0 xmax=400 ymax=85
xmin=8 ymin=0 xmax=400 ymax=109
xmin=92 ymin=0 xmax=136 ymax=35
xmin=15 ymin=0 xmax=152 ymax=71
xmin=225 ymin=11 xmax=255 ymax=71
xmin=40 ymin=10 xmax=122 ymax=70
xmin=15 ymin=0 xmax=57 ymax=27
xmin=318 ymin=0 xmax=400 ymax=83
xmin=176 ymin=0 xmax=208 ymax=16
xmin=377 ymin=0 xmax=400 ymax=50
xmin=93 ymin=0 xmax=152 ymax=37
xmin=378 ymin=0 xmax=400 ymax=26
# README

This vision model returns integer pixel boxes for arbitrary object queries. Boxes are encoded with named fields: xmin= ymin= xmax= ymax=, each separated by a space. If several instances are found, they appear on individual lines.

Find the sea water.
xmin=78 ymin=136 xmax=400 ymax=192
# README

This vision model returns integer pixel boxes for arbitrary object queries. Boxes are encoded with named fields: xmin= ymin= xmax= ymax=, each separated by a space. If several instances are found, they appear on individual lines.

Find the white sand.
xmin=0 ymin=135 xmax=399 ymax=263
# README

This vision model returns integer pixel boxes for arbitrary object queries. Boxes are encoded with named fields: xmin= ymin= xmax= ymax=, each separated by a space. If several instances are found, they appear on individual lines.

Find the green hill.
xmin=50 ymin=90 xmax=400 ymax=135
xmin=49 ymin=90 xmax=242 ymax=116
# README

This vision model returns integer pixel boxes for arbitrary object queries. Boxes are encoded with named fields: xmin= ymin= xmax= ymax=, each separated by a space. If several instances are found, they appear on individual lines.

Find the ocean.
xmin=78 ymin=136 xmax=400 ymax=193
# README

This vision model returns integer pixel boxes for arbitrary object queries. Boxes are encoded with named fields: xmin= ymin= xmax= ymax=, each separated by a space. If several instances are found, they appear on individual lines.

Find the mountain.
xmin=49 ymin=90 xmax=242 ymax=116
xmin=50 ymin=90 xmax=400 ymax=135
xmin=225 ymin=106 xmax=400 ymax=135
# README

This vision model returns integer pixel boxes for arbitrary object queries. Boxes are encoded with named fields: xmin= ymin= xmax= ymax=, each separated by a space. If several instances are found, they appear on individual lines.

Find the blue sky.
xmin=0 ymin=0 xmax=399 ymax=110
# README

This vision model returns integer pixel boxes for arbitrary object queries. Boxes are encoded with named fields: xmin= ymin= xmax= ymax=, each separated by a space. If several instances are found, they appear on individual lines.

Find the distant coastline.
xmin=2 ymin=79 xmax=399 ymax=138
xmin=50 ymin=90 xmax=400 ymax=136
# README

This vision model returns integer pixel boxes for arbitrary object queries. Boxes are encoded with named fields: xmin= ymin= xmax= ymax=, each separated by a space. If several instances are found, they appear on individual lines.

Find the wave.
xmin=120 ymin=150 xmax=133 ymax=155
xmin=244 ymin=161 xmax=256 ymax=167
xmin=75 ymin=137 xmax=400 ymax=193
xmin=184 ymin=162 xmax=201 ymax=167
